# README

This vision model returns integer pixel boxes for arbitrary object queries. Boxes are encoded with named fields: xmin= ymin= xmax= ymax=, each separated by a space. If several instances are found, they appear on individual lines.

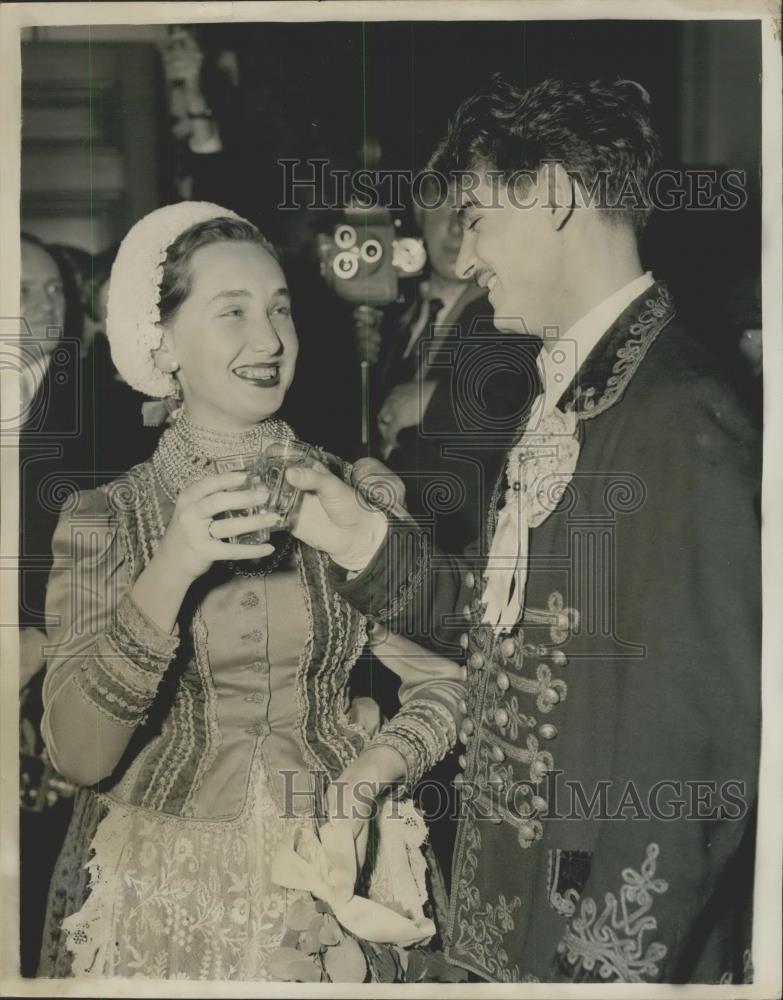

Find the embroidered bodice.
xmin=40 ymin=467 xmax=369 ymax=819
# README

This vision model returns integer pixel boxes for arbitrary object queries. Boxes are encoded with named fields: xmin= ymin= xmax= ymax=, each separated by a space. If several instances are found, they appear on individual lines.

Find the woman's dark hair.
xmin=157 ymin=217 xmax=278 ymax=324
xmin=429 ymin=76 xmax=662 ymax=234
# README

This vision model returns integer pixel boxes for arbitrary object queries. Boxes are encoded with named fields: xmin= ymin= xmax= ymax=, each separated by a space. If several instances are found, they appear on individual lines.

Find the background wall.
xmin=19 ymin=17 xmax=762 ymax=430
xmin=20 ymin=19 xmax=761 ymax=248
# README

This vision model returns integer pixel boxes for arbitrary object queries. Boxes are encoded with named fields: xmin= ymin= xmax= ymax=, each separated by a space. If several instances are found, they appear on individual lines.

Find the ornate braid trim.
xmin=72 ymin=671 xmax=142 ymax=728
xmin=556 ymin=842 xmax=669 ymax=982
xmin=72 ymin=593 xmax=179 ymax=726
xmin=400 ymin=699 xmax=458 ymax=758
xmin=365 ymin=730 xmax=419 ymax=788
xmin=368 ymin=701 xmax=455 ymax=789
xmin=448 ymin=819 xmax=522 ymax=982
xmin=572 ymin=286 xmax=675 ymax=422
xmin=112 ymin=592 xmax=180 ymax=667
xmin=299 ymin=544 xmax=366 ymax=779
xmin=371 ymin=516 xmax=431 ymax=624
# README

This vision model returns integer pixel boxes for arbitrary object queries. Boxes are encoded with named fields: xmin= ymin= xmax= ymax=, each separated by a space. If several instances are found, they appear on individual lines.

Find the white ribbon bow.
xmin=271 ymin=823 xmax=435 ymax=947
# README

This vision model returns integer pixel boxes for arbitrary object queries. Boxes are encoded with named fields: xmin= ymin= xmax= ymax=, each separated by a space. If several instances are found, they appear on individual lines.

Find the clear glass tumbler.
xmin=212 ymin=453 xmax=270 ymax=544
xmin=261 ymin=439 xmax=316 ymax=526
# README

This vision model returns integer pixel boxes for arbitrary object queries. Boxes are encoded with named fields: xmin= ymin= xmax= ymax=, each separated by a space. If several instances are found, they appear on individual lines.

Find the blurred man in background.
xmin=17 ymin=234 xmax=81 ymax=976
xmin=358 ymin=177 xmax=538 ymax=555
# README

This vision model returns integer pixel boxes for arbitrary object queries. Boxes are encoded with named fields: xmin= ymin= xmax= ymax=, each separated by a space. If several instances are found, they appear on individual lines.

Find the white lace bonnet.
xmin=106 ymin=201 xmax=253 ymax=399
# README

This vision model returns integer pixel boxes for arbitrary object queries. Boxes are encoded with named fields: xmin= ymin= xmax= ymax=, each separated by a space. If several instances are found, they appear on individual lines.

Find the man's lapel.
xmin=559 ymin=282 xmax=676 ymax=420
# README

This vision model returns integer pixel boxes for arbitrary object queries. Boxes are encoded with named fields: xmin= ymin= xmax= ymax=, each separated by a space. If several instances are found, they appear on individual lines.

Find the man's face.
xmin=416 ymin=192 xmax=465 ymax=283
xmin=20 ymin=240 xmax=65 ymax=357
xmin=455 ymin=168 xmax=565 ymax=337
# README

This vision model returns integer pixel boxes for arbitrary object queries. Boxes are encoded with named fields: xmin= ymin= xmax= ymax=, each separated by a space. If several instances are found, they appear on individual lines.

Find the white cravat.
xmin=480 ymin=272 xmax=654 ymax=631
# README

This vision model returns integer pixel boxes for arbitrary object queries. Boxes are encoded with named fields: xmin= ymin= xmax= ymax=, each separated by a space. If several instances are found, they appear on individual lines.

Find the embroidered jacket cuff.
xmin=364 ymin=697 xmax=457 ymax=792
xmin=73 ymin=592 xmax=180 ymax=727
xmin=331 ymin=515 xmax=430 ymax=624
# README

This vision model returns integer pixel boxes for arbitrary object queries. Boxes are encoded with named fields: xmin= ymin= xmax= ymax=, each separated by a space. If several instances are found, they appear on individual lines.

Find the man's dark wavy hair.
xmin=429 ymin=76 xmax=662 ymax=234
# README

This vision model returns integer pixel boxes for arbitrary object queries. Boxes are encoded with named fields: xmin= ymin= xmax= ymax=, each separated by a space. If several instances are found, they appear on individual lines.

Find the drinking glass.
xmin=261 ymin=439 xmax=316 ymax=526
xmin=212 ymin=453 xmax=269 ymax=543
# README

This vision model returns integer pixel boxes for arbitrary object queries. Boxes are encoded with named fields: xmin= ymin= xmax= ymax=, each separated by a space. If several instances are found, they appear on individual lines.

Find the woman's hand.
xmin=318 ymin=745 xmax=407 ymax=899
xmin=154 ymin=470 xmax=279 ymax=582
xmin=132 ymin=471 xmax=280 ymax=634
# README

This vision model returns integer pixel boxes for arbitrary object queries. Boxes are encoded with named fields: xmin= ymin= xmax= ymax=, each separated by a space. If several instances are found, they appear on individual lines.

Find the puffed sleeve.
xmin=360 ymin=626 xmax=468 ymax=791
xmin=41 ymin=487 xmax=180 ymax=777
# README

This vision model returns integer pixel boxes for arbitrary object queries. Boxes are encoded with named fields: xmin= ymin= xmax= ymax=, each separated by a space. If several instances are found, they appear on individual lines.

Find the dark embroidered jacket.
xmin=334 ymin=283 xmax=761 ymax=984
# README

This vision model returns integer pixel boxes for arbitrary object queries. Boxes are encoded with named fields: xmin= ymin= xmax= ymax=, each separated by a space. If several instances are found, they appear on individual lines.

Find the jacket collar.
xmin=559 ymin=281 xmax=676 ymax=420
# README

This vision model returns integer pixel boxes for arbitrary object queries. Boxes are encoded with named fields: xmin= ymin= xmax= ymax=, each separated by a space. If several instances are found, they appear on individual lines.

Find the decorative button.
xmin=454 ymin=772 xmax=466 ymax=788
xmin=458 ymin=699 xmax=468 ymax=715
xmin=494 ymin=708 xmax=509 ymax=728
xmin=551 ymin=649 xmax=567 ymax=667
xmin=500 ymin=637 xmax=516 ymax=658
xmin=461 ymin=718 xmax=475 ymax=736
xmin=491 ymin=745 xmax=505 ymax=762
xmin=542 ymin=687 xmax=561 ymax=706
xmin=459 ymin=632 xmax=469 ymax=649
xmin=488 ymin=769 xmax=505 ymax=786
xmin=459 ymin=730 xmax=470 ymax=745
xmin=464 ymin=571 xmax=475 ymax=589
xmin=469 ymin=652 xmax=485 ymax=670
xmin=531 ymin=795 xmax=548 ymax=812
xmin=463 ymin=604 xmax=473 ymax=621
xmin=518 ymin=820 xmax=536 ymax=842
xmin=530 ymin=760 xmax=549 ymax=782
xmin=539 ymin=723 xmax=558 ymax=740
xmin=496 ymin=671 xmax=510 ymax=691
xmin=458 ymin=754 xmax=468 ymax=769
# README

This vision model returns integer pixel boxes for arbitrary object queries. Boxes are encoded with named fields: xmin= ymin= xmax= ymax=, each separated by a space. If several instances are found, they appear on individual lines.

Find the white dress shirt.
xmin=538 ymin=271 xmax=655 ymax=415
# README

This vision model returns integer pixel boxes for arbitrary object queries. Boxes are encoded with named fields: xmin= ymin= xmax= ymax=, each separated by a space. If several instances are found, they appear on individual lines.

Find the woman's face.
xmin=159 ymin=241 xmax=298 ymax=430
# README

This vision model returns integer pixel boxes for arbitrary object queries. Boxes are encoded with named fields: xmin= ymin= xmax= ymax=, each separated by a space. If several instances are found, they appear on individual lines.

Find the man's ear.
xmin=152 ymin=324 xmax=179 ymax=374
xmin=541 ymin=161 xmax=575 ymax=232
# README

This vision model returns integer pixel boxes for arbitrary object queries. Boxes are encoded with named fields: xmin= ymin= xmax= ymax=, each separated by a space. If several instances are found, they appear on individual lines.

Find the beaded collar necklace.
xmin=153 ymin=411 xmax=292 ymax=501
